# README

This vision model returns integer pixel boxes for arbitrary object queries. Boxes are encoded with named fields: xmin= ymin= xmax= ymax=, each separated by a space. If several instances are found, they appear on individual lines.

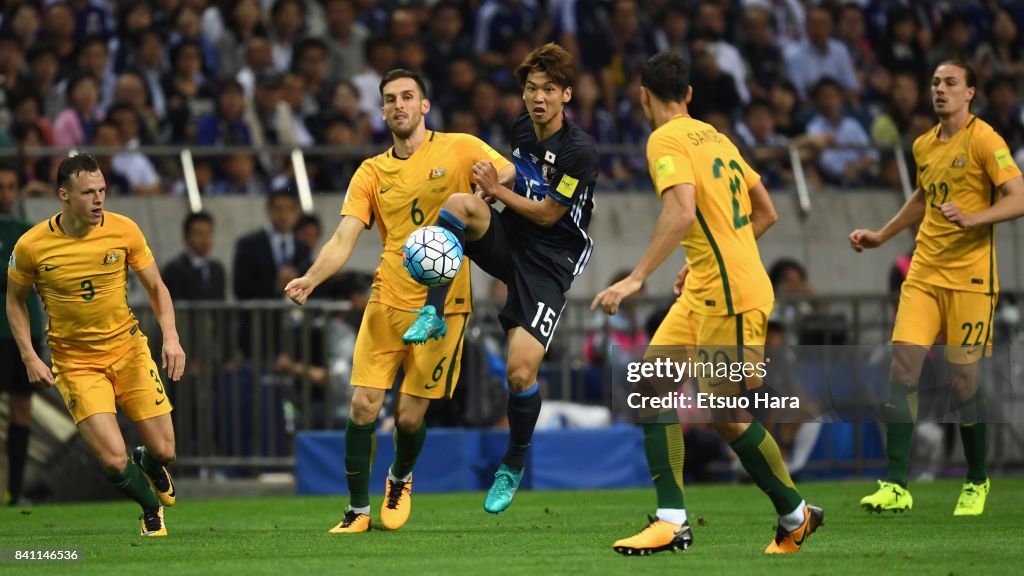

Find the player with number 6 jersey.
xmin=285 ymin=69 xmax=514 ymax=535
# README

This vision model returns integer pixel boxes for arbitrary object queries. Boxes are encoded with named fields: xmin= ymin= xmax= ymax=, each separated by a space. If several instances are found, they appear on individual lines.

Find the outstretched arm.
xmin=285 ymin=215 xmax=365 ymax=305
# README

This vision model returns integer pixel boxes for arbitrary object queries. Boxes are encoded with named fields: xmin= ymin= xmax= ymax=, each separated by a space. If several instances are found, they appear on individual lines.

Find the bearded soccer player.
xmin=592 ymin=53 xmax=822 ymax=555
xmin=6 ymin=154 xmax=184 ymax=536
xmin=285 ymin=69 xmax=514 ymax=533
xmin=850 ymin=60 xmax=1024 ymax=516
xmin=402 ymin=43 xmax=598 ymax=514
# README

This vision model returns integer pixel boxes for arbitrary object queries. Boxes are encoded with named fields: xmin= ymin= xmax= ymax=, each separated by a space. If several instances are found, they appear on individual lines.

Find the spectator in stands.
xmin=211 ymin=153 xmax=268 ymax=196
xmin=446 ymin=109 xmax=479 ymax=135
xmin=877 ymin=8 xmax=927 ymax=80
xmin=5 ymin=3 xmax=41 ymax=51
xmin=127 ymin=30 xmax=168 ymax=120
xmin=164 ymin=39 xmax=216 ymax=144
xmin=235 ymin=34 xmax=274 ymax=99
xmin=8 ymin=91 xmax=55 ymax=146
xmin=608 ymin=0 xmax=655 ymax=89
xmin=806 ymin=78 xmax=877 ymax=187
xmin=741 ymin=5 xmax=785 ymax=102
xmin=327 ymin=80 xmax=371 ymax=144
xmin=163 ymin=211 xmax=227 ymax=301
xmin=110 ymin=2 xmax=153 ymax=74
xmin=43 ymin=2 xmax=77 ymax=79
xmin=106 ymin=104 xmax=162 ymax=195
xmin=437 ymin=57 xmax=477 ymax=122
xmin=293 ymin=37 xmax=331 ymax=119
xmin=695 ymin=3 xmax=749 ymax=103
xmin=324 ymin=0 xmax=369 ymax=85
xmin=980 ymin=75 xmax=1024 ymax=152
xmin=67 ymin=35 xmax=116 ymax=113
xmin=387 ymin=8 xmax=420 ymax=44
xmin=474 ymin=0 xmax=545 ymax=69
xmin=688 ymin=39 xmax=742 ymax=120
xmin=218 ymin=0 xmax=269 ymax=85
xmin=309 ymin=115 xmax=359 ymax=191
xmin=617 ymin=73 xmax=651 ymax=181
xmin=925 ymin=12 xmax=973 ymax=72
xmin=836 ymin=3 xmax=876 ymax=96
xmin=10 ymin=122 xmax=50 ymax=197
xmin=90 ymin=121 xmax=134 ymax=195
xmin=871 ymin=70 xmax=928 ymax=187
xmin=769 ymin=79 xmax=804 ymax=139
xmin=784 ymin=6 xmax=860 ymax=101
xmin=234 ymin=190 xmax=312 ymax=300
xmin=973 ymin=8 xmax=1024 ymax=86
xmin=351 ymin=36 xmax=397 ymax=137
xmin=196 ymin=79 xmax=253 ymax=146
xmin=397 ymin=39 xmax=430 ymax=96
xmin=282 ymin=72 xmax=315 ymax=145
xmin=569 ymin=71 xmax=627 ymax=182
xmin=246 ymin=71 xmax=297 ymax=158
xmin=0 ymin=32 xmax=30 ymax=96
xmin=26 ymin=43 xmax=64 ymax=119
xmin=269 ymin=0 xmax=305 ymax=73
xmin=112 ymin=72 xmax=162 ymax=146
xmin=53 ymin=73 xmax=102 ymax=147
xmin=470 ymin=80 xmax=506 ymax=146
xmin=737 ymin=99 xmax=791 ymax=188
xmin=294 ymin=212 xmax=322 ymax=256
xmin=424 ymin=1 xmax=471 ymax=93
xmin=653 ymin=4 xmax=690 ymax=62
xmin=169 ymin=4 xmax=219 ymax=80
xmin=69 ymin=0 xmax=111 ymax=40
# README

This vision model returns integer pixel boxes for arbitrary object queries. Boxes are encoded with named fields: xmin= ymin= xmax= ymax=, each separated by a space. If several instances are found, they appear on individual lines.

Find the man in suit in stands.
xmin=233 ymin=190 xmax=312 ymax=300
xmin=163 ymin=211 xmax=226 ymax=301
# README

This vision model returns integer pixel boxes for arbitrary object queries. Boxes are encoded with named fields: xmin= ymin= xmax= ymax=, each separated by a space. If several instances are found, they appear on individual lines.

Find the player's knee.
xmin=349 ymin=390 xmax=383 ymax=425
xmin=395 ymin=411 xmax=424 ymax=434
xmin=711 ymin=422 xmax=747 ymax=443
xmin=149 ymin=440 xmax=176 ymax=463
xmin=100 ymin=451 xmax=128 ymax=474
xmin=443 ymin=193 xmax=477 ymax=219
xmin=505 ymin=362 xmax=537 ymax=393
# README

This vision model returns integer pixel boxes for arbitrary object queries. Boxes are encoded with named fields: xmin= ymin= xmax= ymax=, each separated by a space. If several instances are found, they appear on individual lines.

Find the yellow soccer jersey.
xmin=647 ymin=115 xmax=774 ymax=316
xmin=342 ymin=131 xmax=512 ymax=313
xmin=7 ymin=211 xmax=155 ymax=358
xmin=909 ymin=115 xmax=1021 ymax=293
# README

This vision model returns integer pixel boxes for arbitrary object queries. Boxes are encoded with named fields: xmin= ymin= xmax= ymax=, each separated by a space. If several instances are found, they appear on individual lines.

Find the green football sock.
xmin=345 ymin=421 xmax=377 ymax=509
xmin=884 ymin=381 xmax=918 ymax=487
xmin=106 ymin=459 xmax=160 ymax=510
xmin=642 ymin=422 xmax=685 ymax=510
xmin=730 ymin=422 xmax=803 ymax=516
xmin=390 ymin=422 xmax=426 ymax=481
xmin=140 ymin=448 xmax=171 ymax=480
xmin=958 ymin=391 xmax=987 ymax=484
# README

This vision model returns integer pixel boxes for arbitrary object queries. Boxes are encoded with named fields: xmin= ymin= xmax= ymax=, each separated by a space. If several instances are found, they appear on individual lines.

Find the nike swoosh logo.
xmin=43 ymin=265 xmax=61 ymax=271
xmin=424 ymin=383 xmax=439 ymax=390
xmin=794 ymin=526 xmax=809 ymax=546
xmin=919 ymin=165 xmax=928 ymax=172
xmin=155 ymin=398 xmax=165 ymax=405
xmin=379 ymin=186 xmax=393 ymax=195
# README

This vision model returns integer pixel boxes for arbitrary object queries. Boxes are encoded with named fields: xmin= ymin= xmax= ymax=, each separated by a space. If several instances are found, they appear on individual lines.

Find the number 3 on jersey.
xmin=712 ymin=157 xmax=750 ymax=230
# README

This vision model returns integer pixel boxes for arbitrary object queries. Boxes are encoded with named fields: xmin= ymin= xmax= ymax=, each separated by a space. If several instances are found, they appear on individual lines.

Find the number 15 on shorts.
xmin=531 ymin=301 xmax=558 ymax=338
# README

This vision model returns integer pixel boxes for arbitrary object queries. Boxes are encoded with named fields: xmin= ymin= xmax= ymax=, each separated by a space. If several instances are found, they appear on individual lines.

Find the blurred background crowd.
xmin=0 ymin=0 xmax=1022 ymax=195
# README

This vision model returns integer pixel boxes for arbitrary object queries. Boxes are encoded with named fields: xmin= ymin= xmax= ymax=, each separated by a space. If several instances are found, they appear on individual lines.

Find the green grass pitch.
xmin=3 ymin=478 xmax=1022 ymax=575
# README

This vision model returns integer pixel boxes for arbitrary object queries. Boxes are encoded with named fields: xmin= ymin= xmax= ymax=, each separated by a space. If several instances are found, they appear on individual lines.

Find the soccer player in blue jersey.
xmin=403 ymin=43 xmax=599 ymax=513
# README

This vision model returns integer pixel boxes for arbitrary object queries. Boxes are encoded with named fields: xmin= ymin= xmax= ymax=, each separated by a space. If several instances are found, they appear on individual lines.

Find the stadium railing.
xmin=116 ymin=293 xmax=1024 ymax=476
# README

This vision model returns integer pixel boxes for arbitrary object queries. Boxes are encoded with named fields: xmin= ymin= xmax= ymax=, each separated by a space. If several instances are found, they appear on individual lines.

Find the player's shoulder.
xmin=16 ymin=216 xmax=56 ymax=245
xmin=102 ymin=211 xmax=144 ymax=233
xmin=432 ymin=130 xmax=485 ymax=149
xmin=966 ymin=116 xmax=1007 ymax=149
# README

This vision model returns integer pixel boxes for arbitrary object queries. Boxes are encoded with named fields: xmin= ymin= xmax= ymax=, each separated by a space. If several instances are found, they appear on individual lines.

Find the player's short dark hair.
xmin=379 ymin=68 xmax=428 ymax=99
xmin=56 ymin=154 xmax=101 ymax=191
xmin=515 ymin=43 xmax=576 ymax=89
xmin=184 ymin=211 xmax=214 ymax=235
xmin=641 ymin=52 xmax=690 ymax=103
xmin=267 ymin=188 xmax=299 ymax=209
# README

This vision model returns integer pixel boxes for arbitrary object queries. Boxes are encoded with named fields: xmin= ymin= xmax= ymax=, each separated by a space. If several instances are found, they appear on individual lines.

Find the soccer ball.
xmin=402 ymin=226 xmax=463 ymax=287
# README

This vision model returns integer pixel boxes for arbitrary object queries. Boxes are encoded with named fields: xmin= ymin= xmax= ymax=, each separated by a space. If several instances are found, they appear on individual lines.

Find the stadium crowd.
xmin=0 ymin=0 xmax=1023 ymax=194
